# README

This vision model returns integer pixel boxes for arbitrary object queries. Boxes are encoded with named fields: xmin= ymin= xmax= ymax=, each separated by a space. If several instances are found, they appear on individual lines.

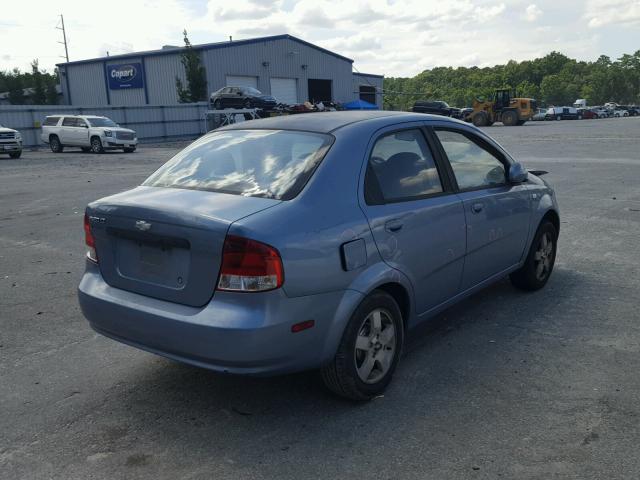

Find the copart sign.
xmin=107 ymin=63 xmax=143 ymax=89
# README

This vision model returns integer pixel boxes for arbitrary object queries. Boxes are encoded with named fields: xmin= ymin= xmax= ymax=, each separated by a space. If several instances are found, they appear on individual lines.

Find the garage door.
xmin=270 ymin=78 xmax=297 ymax=104
xmin=225 ymin=75 xmax=258 ymax=89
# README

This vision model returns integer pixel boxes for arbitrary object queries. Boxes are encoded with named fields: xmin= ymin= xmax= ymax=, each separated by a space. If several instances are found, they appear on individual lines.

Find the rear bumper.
xmin=78 ymin=262 xmax=360 ymax=375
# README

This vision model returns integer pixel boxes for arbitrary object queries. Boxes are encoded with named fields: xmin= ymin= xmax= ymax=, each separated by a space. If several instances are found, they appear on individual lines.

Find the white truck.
xmin=41 ymin=115 xmax=137 ymax=154
xmin=0 ymin=124 xmax=23 ymax=158
xmin=573 ymin=99 xmax=587 ymax=109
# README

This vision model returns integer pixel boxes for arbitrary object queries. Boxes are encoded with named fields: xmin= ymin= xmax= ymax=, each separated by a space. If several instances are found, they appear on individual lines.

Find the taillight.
xmin=217 ymin=235 xmax=283 ymax=292
xmin=83 ymin=213 xmax=98 ymax=263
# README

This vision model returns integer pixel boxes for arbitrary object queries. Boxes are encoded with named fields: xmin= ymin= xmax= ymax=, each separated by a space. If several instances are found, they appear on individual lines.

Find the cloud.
xmin=585 ymin=0 xmax=640 ymax=28
xmin=524 ymin=4 xmax=543 ymax=22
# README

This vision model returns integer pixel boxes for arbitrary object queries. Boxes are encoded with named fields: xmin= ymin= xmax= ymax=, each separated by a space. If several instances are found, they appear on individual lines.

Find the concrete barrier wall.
xmin=0 ymin=103 xmax=210 ymax=147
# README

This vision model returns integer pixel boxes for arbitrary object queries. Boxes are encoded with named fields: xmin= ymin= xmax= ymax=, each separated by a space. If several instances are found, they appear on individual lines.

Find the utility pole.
xmin=56 ymin=14 xmax=69 ymax=62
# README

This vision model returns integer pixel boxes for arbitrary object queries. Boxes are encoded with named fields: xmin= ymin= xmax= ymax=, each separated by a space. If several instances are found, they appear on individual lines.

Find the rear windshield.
xmin=143 ymin=129 xmax=333 ymax=200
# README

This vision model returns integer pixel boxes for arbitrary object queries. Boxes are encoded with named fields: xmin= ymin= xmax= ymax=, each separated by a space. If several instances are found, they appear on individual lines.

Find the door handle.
xmin=384 ymin=219 xmax=403 ymax=233
xmin=471 ymin=203 xmax=484 ymax=214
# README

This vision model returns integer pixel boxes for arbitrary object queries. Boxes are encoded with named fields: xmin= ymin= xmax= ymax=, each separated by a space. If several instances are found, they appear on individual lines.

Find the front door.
xmin=433 ymin=128 xmax=531 ymax=290
xmin=360 ymin=127 xmax=466 ymax=316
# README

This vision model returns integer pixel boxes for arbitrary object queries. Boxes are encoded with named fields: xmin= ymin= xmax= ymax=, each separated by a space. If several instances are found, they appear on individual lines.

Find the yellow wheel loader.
xmin=467 ymin=89 xmax=537 ymax=126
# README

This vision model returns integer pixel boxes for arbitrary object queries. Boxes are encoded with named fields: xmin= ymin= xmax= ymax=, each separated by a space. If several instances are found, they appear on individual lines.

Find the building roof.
xmin=57 ymin=34 xmax=354 ymax=67
xmin=353 ymin=72 xmax=384 ymax=79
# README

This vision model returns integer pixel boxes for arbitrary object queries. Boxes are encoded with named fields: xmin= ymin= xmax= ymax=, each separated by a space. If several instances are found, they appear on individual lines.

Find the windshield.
xmin=243 ymin=87 xmax=262 ymax=95
xmin=87 ymin=117 xmax=118 ymax=127
xmin=143 ymin=129 xmax=333 ymax=200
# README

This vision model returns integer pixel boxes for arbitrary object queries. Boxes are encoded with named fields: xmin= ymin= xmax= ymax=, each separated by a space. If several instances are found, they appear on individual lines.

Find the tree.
xmin=31 ymin=59 xmax=47 ymax=104
xmin=6 ymin=69 xmax=25 ymax=105
xmin=175 ymin=29 xmax=207 ymax=103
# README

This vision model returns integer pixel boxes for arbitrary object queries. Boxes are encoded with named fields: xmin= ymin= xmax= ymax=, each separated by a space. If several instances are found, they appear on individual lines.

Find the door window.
xmin=62 ymin=117 xmax=78 ymax=127
xmin=434 ymin=130 xmax=506 ymax=190
xmin=365 ymin=129 xmax=443 ymax=204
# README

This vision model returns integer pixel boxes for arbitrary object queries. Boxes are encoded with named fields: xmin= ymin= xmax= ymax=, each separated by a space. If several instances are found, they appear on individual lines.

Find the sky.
xmin=1 ymin=0 xmax=639 ymax=77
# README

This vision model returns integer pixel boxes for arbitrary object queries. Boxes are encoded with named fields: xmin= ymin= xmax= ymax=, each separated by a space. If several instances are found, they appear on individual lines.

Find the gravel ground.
xmin=1 ymin=118 xmax=639 ymax=479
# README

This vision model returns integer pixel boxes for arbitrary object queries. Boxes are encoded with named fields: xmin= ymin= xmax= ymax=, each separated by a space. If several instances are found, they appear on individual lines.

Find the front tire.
xmin=321 ymin=291 xmax=404 ymax=401
xmin=213 ymin=99 xmax=222 ymax=110
xmin=472 ymin=112 xmax=488 ymax=127
xmin=123 ymin=147 xmax=136 ymax=153
xmin=510 ymin=220 xmax=558 ymax=291
xmin=243 ymin=99 xmax=252 ymax=109
xmin=502 ymin=110 xmax=518 ymax=126
xmin=9 ymin=151 xmax=22 ymax=159
xmin=49 ymin=135 xmax=63 ymax=153
xmin=90 ymin=137 xmax=104 ymax=154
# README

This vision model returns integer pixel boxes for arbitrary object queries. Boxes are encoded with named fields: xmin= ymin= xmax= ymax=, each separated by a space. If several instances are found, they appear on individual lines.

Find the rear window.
xmin=143 ymin=129 xmax=333 ymax=200
xmin=43 ymin=116 xmax=60 ymax=126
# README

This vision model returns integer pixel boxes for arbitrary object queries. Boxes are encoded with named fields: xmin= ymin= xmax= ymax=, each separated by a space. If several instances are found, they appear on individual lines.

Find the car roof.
xmin=220 ymin=111 xmax=461 ymax=134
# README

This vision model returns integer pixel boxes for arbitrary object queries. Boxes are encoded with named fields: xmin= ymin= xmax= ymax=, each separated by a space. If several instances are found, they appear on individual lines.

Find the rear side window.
xmin=434 ymin=130 xmax=506 ymax=190
xmin=365 ymin=129 xmax=443 ymax=204
xmin=143 ymin=129 xmax=333 ymax=200
xmin=43 ymin=116 xmax=60 ymax=126
xmin=62 ymin=117 xmax=77 ymax=127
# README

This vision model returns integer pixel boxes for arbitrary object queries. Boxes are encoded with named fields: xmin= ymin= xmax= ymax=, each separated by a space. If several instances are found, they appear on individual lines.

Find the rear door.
xmin=60 ymin=117 xmax=77 ymax=144
xmin=433 ymin=128 xmax=531 ymax=290
xmin=360 ymin=125 xmax=466 ymax=315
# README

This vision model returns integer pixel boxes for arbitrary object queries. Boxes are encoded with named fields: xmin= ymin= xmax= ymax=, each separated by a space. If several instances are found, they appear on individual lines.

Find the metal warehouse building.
xmin=57 ymin=34 xmax=383 ymax=108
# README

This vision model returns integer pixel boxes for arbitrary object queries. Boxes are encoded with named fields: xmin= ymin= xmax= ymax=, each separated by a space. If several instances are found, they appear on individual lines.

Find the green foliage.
xmin=0 ymin=61 xmax=59 ymax=105
xmin=176 ymin=29 xmax=208 ymax=103
xmin=384 ymin=50 xmax=640 ymax=110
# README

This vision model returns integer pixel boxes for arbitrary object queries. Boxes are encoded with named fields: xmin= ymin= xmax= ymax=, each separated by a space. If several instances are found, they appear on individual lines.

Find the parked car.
xmin=613 ymin=108 xmax=629 ymax=118
xmin=79 ymin=112 xmax=560 ymax=400
xmin=412 ymin=100 xmax=460 ymax=118
xmin=0 ymin=124 xmax=22 ymax=158
xmin=628 ymin=106 xmax=640 ymax=116
xmin=460 ymin=107 xmax=474 ymax=121
xmin=577 ymin=108 xmax=598 ymax=119
xmin=545 ymin=106 xmax=579 ymax=120
xmin=532 ymin=108 xmax=547 ymax=121
xmin=591 ymin=107 xmax=610 ymax=118
xmin=41 ymin=115 xmax=137 ymax=154
xmin=210 ymin=86 xmax=277 ymax=110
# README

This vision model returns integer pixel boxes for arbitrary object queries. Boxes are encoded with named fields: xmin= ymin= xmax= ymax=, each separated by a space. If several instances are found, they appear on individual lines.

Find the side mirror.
xmin=508 ymin=162 xmax=528 ymax=183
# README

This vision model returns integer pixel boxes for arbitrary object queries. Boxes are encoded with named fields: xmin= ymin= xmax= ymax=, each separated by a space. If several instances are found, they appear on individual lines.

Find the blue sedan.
xmin=79 ymin=111 xmax=560 ymax=400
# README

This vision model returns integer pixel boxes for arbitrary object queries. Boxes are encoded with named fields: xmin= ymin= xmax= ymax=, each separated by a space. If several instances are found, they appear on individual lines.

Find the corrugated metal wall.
xmin=352 ymin=74 xmax=384 ymax=108
xmin=59 ymin=37 xmax=378 ymax=107
xmin=0 ymin=103 xmax=209 ymax=147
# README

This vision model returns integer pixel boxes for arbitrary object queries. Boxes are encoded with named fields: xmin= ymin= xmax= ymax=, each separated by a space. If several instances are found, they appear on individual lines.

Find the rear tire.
xmin=90 ymin=136 xmax=104 ymax=154
xmin=472 ymin=112 xmax=488 ymax=127
xmin=9 ymin=151 xmax=21 ymax=159
xmin=556 ymin=115 xmax=561 ymax=121
xmin=502 ymin=110 xmax=518 ymax=126
xmin=321 ymin=291 xmax=404 ymax=401
xmin=49 ymin=135 xmax=63 ymax=153
xmin=213 ymin=99 xmax=222 ymax=110
xmin=510 ymin=220 xmax=558 ymax=291
xmin=243 ymin=99 xmax=252 ymax=109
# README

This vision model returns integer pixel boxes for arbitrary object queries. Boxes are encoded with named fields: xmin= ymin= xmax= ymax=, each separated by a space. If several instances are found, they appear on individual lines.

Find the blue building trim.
xmin=140 ymin=57 xmax=150 ymax=104
xmin=102 ymin=61 xmax=111 ymax=105
xmin=56 ymin=34 xmax=354 ymax=67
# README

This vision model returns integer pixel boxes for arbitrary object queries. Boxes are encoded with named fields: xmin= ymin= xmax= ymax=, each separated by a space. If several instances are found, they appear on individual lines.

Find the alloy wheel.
xmin=354 ymin=308 xmax=396 ymax=384
xmin=534 ymin=232 xmax=554 ymax=281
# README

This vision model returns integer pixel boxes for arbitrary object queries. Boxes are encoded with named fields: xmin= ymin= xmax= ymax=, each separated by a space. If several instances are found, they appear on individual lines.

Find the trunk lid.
xmin=87 ymin=186 xmax=280 ymax=307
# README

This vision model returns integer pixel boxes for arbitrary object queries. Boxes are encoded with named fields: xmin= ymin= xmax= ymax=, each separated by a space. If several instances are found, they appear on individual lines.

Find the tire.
xmin=472 ymin=112 xmax=488 ymax=127
xmin=321 ymin=290 xmax=404 ymax=401
xmin=502 ymin=110 xmax=518 ymax=126
xmin=123 ymin=147 xmax=136 ymax=153
xmin=517 ymin=120 xmax=526 ymax=126
xmin=9 ymin=151 xmax=22 ymax=159
xmin=243 ymin=99 xmax=252 ymax=109
xmin=556 ymin=115 xmax=561 ymax=121
xmin=49 ymin=135 xmax=63 ymax=153
xmin=213 ymin=99 xmax=222 ymax=110
xmin=81 ymin=147 xmax=91 ymax=153
xmin=90 ymin=136 xmax=104 ymax=154
xmin=510 ymin=220 xmax=558 ymax=291
xmin=577 ymin=115 xmax=583 ymax=120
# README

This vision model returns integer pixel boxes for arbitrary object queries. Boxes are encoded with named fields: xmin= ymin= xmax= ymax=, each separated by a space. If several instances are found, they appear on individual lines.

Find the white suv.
xmin=0 ymin=124 xmax=23 ymax=159
xmin=41 ymin=115 xmax=137 ymax=154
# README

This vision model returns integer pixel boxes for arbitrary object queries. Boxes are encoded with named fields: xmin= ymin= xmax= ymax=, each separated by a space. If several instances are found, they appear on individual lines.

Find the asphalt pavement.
xmin=1 ymin=118 xmax=639 ymax=479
